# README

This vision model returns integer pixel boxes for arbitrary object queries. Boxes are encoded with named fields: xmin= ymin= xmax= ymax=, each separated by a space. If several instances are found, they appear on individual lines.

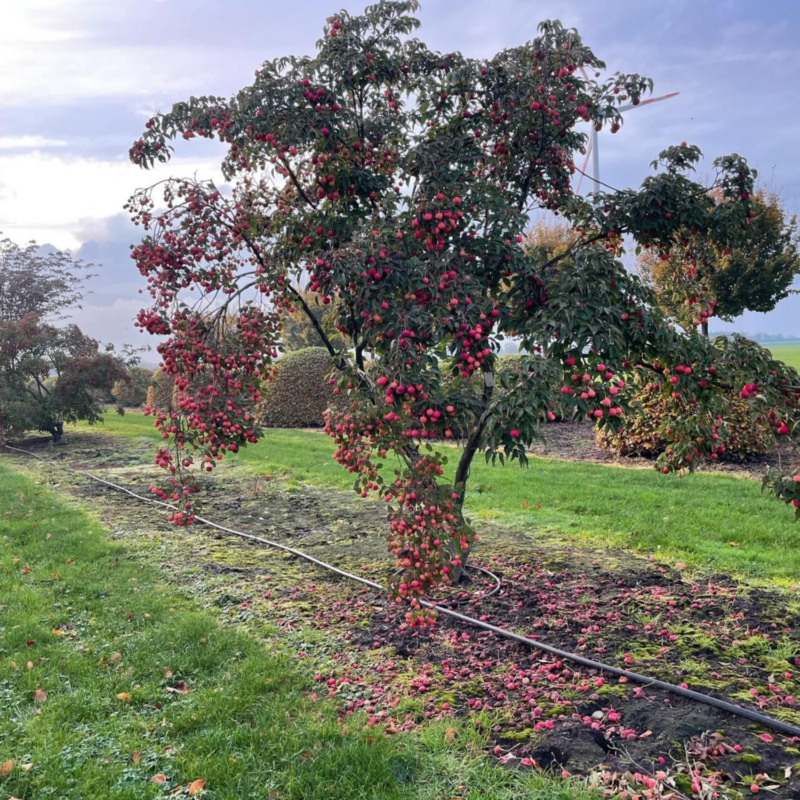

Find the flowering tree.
xmin=128 ymin=1 xmax=800 ymax=622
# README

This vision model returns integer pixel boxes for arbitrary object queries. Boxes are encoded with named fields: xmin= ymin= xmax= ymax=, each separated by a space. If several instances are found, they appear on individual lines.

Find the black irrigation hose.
xmin=6 ymin=442 xmax=800 ymax=739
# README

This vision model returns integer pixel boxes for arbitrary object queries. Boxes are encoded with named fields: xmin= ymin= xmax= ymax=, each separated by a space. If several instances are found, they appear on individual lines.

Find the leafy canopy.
xmin=128 ymin=1 xmax=800 ymax=620
xmin=0 ymin=237 xmax=132 ymax=441
xmin=0 ymin=236 xmax=94 ymax=322
xmin=0 ymin=315 xmax=128 ymax=440
xmin=638 ymin=188 xmax=800 ymax=330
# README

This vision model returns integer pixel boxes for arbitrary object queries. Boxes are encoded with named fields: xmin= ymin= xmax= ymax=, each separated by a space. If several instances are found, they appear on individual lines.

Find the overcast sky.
xmin=2 ymin=0 xmax=799 ymax=349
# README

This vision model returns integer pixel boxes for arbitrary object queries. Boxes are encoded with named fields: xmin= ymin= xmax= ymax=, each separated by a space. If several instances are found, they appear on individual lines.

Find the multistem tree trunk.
xmin=448 ymin=405 xmax=493 ymax=583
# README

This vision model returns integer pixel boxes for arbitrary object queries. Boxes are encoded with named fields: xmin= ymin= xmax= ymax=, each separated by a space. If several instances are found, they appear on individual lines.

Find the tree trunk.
xmin=50 ymin=421 xmax=64 ymax=442
xmin=701 ymin=320 xmax=709 ymax=337
xmin=448 ymin=371 xmax=496 ymax=583
xmin=449 ymin=410 xmax=491 ymax=583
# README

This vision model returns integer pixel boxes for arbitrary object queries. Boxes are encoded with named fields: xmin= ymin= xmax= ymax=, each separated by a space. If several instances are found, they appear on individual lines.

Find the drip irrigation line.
xmin=5 ymin=442 xmax=800 ymax=739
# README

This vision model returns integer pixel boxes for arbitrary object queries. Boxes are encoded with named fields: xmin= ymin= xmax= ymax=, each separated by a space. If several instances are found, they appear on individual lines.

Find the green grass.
xmin=78 ymin=412 xmax=800 ymax=586
xmin=0 ymin=459 xmax=595 ymax=800
xmin=765 ymin=342 xmax=800 ymax=371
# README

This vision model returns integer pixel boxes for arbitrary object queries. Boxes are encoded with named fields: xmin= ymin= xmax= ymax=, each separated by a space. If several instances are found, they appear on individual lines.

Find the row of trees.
xmin=0 ymin=238 xmax=136 ymax=441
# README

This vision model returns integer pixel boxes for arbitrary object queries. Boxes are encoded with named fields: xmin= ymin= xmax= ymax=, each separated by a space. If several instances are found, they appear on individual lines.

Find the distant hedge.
xmin=112 ymin=366 xmax=153 ymax=408
xmin=597 ymin=387 xmax=773 ymax=461
xmin=257 ymin=347 xmax=340 ymax=428
xmin=145 ymin=368 xmax=175 ymax=412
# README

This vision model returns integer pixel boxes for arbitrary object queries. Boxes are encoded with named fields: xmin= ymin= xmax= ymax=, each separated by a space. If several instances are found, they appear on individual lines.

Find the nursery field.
xmin=0 ymin=459 xmax=588 ymax=800
xmin=766 ymin=343 xmax=800 ymax=371
xmin=3 ymin=414 xmax=800 ymax=798
xmin=77 ymin=412 xmax=800 ymax=586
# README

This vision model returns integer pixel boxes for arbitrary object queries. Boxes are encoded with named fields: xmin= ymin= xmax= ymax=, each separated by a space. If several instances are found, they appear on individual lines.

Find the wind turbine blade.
xmin=618 ymin=91 xmax=680 ymax=113
xmin=575 ymin=133 xmax=593 ymax=194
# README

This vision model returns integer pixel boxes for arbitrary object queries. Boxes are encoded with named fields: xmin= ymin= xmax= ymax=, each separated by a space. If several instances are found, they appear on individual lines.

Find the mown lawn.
xmin=766 ymin=342 xmax=800 ymax=371
xmin=75 ymin=412 xmax=800 ymax=587
xmin=0 ymin=459 xmax=595 ymax=800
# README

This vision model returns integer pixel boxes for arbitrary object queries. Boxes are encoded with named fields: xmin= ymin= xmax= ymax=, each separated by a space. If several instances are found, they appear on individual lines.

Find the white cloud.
xmin=72 ymin=297 xmax=152 ymax=349
xmin=0 ymin=151 xmax=225 ymax=249
xmin=0 ymin=136 xmax=67 ymax=150
xmin=0 ymin=1 xmax=87 ymax=44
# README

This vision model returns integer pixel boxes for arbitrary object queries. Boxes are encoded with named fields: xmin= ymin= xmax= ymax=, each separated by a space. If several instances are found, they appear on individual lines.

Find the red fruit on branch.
xmin=126 ymin=0 xmax=797 ymax=623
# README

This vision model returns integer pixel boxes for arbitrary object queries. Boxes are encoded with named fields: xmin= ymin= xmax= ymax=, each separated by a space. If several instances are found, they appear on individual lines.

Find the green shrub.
xmin=597 ymin=386 xmax=773 ymax=461
xmin=257 ymin=347 xmax=340 ymax=428
xmin=145 ymin=368 xmax=175 ymax=412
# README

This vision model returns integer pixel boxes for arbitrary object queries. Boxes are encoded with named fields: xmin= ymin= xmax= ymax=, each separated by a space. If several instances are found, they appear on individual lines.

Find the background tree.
xmin=0 ymin=314 xmax=128 ymax=440
xmin=523 ymin=216 xmax=575 ymax=260
xmin=145 ymin=368 xmax=176 ymax=412
xmin=113 ymin=366 xmax=154 ymax=407
xmin=637 ymin=188 xmax=800 ymax=335
xmin=128 ymin=1 xmax=800 ymax=622
xmin=0 ymin=236 xmax=94 ymax=322
xmin=280 ymin=288 xmax=346 ymax=351
xmin=0 ymin=236 xmax=134 ymax=441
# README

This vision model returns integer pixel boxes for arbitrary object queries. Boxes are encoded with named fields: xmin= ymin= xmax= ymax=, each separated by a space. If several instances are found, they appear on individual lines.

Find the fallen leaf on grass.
xmin=1 ymin=759 xmax=15 ymax=776
xmin=116 ymin=692 xmax=132 ymax=702
xmin=164 ymin=668 xmax=174 ymax=678
xmin=150 ymin=773 xmax=167 ymax=784
xmin=444 ymin=727 xmax=456 ymax=742
xmin=20 ymin=763 xmax=32 ymax=772
xmin=166 ymin=681 xmax=189 ymax=695
xmin=132 ymin=752 xmax=142 ymax=764
xmin=729 ymin=541 xmax=740 ymax=547
xmin=188 ymin=779 xmax=206 ymax=794
xmin=33 ymin=689 xmax=47 ymax=702
xmin=51 ymin=629 xmax=64 ymax=637
xmin=22 ymin=564 xmax=31 ymax=574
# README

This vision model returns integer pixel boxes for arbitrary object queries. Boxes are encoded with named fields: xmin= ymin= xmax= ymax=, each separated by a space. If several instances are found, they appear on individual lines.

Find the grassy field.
xmin=73 ymin=412 xmax=800 ymax=586
xmin=766 ymin=342 xmax=800 ymax=370
xmin=0 ymin=459 xmax=597 ymax=800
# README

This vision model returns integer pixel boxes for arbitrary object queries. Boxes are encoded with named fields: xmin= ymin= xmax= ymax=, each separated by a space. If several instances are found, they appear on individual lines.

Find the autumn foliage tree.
xmin=128 ymin=1 xmax=800 ymax=622
xmin=112 ymin=366 xmax=154 ymax=407
xmin=0 ymin=315 xmax=128 ymax=440
xmin=0 ymin=237 xmax=130 ymax=441
xmin=637 ymin=188 xmax=800 ymax=335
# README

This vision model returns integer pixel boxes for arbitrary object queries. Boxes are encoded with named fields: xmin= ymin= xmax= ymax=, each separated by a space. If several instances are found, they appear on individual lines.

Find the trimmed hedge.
xmin=257 ymin=347 xmax=340 ymax=428
xmin=597 ymin=387 xmax=772 ymax=461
